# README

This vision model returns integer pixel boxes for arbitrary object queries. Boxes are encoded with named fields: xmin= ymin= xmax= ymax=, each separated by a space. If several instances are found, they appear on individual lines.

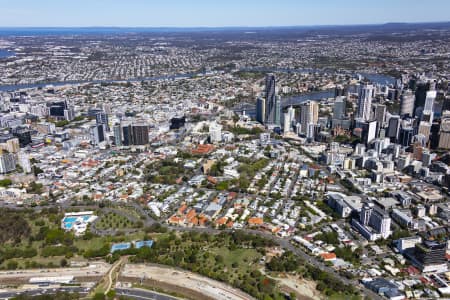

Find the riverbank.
xmin=0 ymin=68 xmax=394 ymax=92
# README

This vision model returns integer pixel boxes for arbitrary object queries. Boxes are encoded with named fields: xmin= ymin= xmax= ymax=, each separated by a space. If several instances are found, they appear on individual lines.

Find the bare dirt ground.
xmin=120 ymin=263 xmax=255 ymax=300
xmin=260 ymin=268 xmax=323 ymax=300
xmin=277 ymin=274 xmax=323 ymax=300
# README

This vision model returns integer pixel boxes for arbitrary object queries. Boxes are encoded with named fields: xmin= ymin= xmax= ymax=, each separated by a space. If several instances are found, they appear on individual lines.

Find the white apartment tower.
xmin=357 ymin=84 xmax=374 ymax=121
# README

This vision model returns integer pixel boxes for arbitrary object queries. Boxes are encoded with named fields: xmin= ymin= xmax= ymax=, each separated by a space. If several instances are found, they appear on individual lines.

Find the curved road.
xmin=128 ymin=201 xmax=382 ymax=300
xmin=4 ymin=202 xmax=381 ymax=299
xmin=116 ymin=288 xmax=179 ymax=300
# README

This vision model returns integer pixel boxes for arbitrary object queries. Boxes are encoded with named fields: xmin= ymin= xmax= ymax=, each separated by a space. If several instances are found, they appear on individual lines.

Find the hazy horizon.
xmin=0 ymin=0 xmax=449 ymax=27
xmin=0 ymin=21 xmax=449 ymax=29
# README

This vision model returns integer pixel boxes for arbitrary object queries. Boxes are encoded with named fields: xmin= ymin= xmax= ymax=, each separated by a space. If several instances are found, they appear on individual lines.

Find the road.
xmin=160 ymin=226 xmax=382 ymax=299
xmin=116 ymin=288 xmax=179 ymax=300
xmin=2 ymin=202 xmax=381 ymax=299
xmin=0 ymin=262 xmax=109 ymax=282
xmin=122 ymin=264 xmax=254 ymax=300
xmin=0 ymin=287 xmax=89 ymax=300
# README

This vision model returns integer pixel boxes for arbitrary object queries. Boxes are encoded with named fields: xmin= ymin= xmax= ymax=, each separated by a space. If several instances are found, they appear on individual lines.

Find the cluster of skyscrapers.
xmin=256 ymin=74 xmax=319 ymax=140
xmin=255 ymin=73 xmax=450 ymax=152
xmin=256 ymin=73 xmax=281 ymax=126
xmin=351 ymin=78 xmax=450 ymax=150
xmin=89 ymin=110 xmax=150 ymax=147
xmin=113 ymin=121 xmax=149 ymax=147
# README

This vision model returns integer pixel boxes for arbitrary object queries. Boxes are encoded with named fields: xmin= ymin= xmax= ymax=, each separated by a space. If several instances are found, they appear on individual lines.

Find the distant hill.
xmin=0 ymin=22 xmax=449 ymax=36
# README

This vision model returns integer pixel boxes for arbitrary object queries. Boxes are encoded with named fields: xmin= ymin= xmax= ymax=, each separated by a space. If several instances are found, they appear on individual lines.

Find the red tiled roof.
xmin=186 ymin=209 xmax=197 ymax=221
xmin=178 ymin=204 xmax=188 ymax=215
xmin=248 ymin=217 xmax=264 ymax=226
xmin=192 ymin=144 xmax=215 ymax=155
xmin=168 ymin=216 xmax=183 ymax=224
xmin=320 ymin=252 xmax=337 ymax=261
xmin=215 ymin=217 xmax=228 ymax=225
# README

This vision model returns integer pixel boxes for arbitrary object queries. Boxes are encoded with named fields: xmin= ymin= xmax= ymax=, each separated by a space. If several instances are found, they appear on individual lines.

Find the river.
xmin=241 ymin=67 xmax=395 ymax=85
xmin=0 ymin=65 xmax=395 ymax=92
xmin=0 ymin=73 xmax=196 ymax=92
xmin=0 ymin=50 xmax=15 ymax=59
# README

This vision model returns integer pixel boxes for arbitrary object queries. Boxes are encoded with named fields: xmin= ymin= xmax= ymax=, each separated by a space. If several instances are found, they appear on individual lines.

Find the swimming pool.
xmin=64 ymin=222 xmax=74 ymax=229
xmin=62 ymin=215 xmax=92 ymax=230
xmin=135 ymin=240 xmax=153 ymax=249
xmin=63 ymin=216 xmax=91 ymax=223
xmin=111 ymin=242 xmax=131 ymax=253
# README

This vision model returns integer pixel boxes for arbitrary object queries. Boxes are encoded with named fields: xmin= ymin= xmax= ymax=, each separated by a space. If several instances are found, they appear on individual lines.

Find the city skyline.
xmin=0 ymin=0 xmax=449 ymax=27
xmin=0 ymin=4 xmax=450 ymax=300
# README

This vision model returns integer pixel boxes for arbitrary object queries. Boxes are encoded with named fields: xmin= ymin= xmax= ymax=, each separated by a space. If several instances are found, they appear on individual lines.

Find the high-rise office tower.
xmin=264 ymin=74 xmax=277 ymax=124
xmin=399 ymin=126 xmax=414 ymax=147
xmin=422 ymin=90 xmax=436 ymax=123
xmin=300 ymin=100 xmax=319 ymax=135
xmin=113 ymin=124 xmax=123 ymax=146
xmin=283 ymin=106 xmax=295 ymax=133
xmin=0 ymin=150 xmax=16 ymax=174
xmin=374 ymin=104 xmax=386 ymax=130
xmin=283 ymin=112 xmax=291 ymax=133
xmin=64 ymin=107 xmax=75 ymax=121
xmin=90 ymin=124 xmax=105 ymax=146
xmin=96 ymin=111 xmax=110 ymax=132
xmin=49 ymin=100 xmax=68 ymax=118
xmin=418 ymin=121 xmax=432 ymax=143
xmin=48 ymin=99 xmax=74 ymax=121
xmin=355 ymin=119 xmax=377 ymax=144
xmin=423 ymin=91 xmax=436 ymax=112
xmin=414 ymin=82 xmax=430 ymax=116
xmin=121 ymin=122 xmax=132 ymax=146
xmin=121 ymin=122 xmax=149 ymax=146
xmin=131 ymin=123 xmax=149 ymax=145
xmin=442 ymin=96 xmax=450 ymax=112
xmin=357 ymin=84 xmax=374 ymax=121
xmin=430 ymin=121 xmax=441 ymax=149
xmin=439 ymin=111 xmax=450 ymax=149
xmin=288 ymin=105 xmax=295 ymax=124
xmin=256 ymin=97 xmax=265 ymax=124
xmin=387 ymin=115 xmax=401 ymax=142
xmin=400 ymin=90 xmax=415 ymax=117
xmin=306 ymin=123 xmax=318 ymax=140
xmin=274 ymin=96 xmax=281 ymax=126
xmin=333 ymin=96 xmax=346 ymax=119
xmin=387 ymin=88 xmax=400 ymax=101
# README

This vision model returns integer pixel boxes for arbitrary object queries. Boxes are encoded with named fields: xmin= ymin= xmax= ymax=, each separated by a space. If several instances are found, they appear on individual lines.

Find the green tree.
xmin=6 ymin=260 xmax=18 ymax=270
xmin=60 ymin=258 xmax=68 ymax=267
xmin=0 ymin=178 xmax=12 ymax=187
xmin=33 ymin=166 xmax=44 ymax=176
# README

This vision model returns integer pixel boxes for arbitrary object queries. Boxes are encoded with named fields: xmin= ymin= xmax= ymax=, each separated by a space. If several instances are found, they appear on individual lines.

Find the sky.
xmin=0 ymin=0 xmax=449 ymax=27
